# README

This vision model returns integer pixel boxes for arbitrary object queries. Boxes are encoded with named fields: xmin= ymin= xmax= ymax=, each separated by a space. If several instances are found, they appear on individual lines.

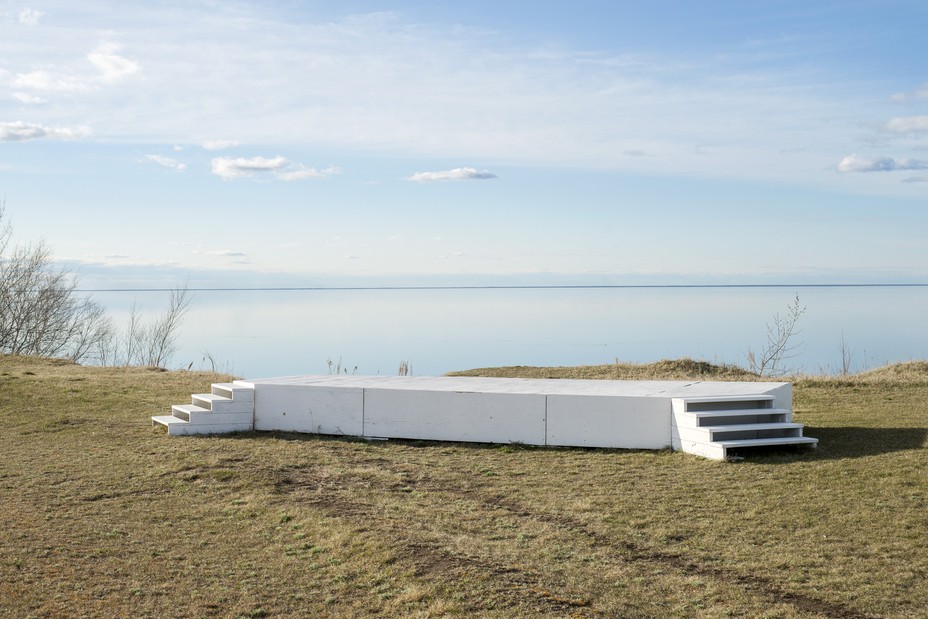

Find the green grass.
xmin=1 ymin=354 xmax=926 ymax=618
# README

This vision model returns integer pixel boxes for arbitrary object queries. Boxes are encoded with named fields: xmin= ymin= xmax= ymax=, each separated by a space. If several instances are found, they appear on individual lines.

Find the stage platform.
xmin=153 ymin=375 xmax=817 ymax=460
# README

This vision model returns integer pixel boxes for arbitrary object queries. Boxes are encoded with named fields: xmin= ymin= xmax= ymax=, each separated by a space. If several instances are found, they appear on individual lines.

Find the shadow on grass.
xmin=218 ymin=427 xmax=926 ymax=462
xmin=731 ymin=426 xmax=927 ymax=462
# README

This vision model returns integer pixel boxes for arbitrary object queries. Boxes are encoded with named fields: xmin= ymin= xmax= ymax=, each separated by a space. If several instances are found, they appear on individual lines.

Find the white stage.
xmin=153 ymin=375 xmax=817 ymax=460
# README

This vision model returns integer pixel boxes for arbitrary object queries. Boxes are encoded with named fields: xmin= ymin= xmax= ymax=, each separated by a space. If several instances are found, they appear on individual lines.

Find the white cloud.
xmin=204 ymin=249 xmax=248 ymax=257
xmin=87 ymin=41 xmax=141 ymax=83
xmin=0 ymin=3 xmax=920 ymax=197
xmin=202 ymin=139 xmax=240 ymax=151
xmin=211 ymin=155 xmax=338 ymax=180
xmin=143 ymin=154 xmax=187 ymax=171
xmin=275 ymin=165 xmax=340 ymax=181
xmin=0 ymin=121 xmax=92 ymax=142
xmin=407 ymin=167 xmax=498 ymax=183
xmin=18 ymin=8 xmax=44 ymax=25
xmin=902 ymin=176 xmax=928 ymax=184
xmin=11 ymin=92 xmax=46 ymax=104
xmin=212 ymin=155 xmax=288 ymax=179
xmin=836 ymin=154 xmax=928 ymax=173
xmin=12 ymin=70 xmax=90 ymax=92
xmin=885 ymin=116 xmax=928 ymax=135
xmin=890 ymin=83 xmax=928 ymax=102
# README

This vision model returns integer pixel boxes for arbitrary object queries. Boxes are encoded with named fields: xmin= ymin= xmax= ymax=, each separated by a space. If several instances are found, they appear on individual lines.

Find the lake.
xmin=94 ymin=285 xmax=928 ymax=378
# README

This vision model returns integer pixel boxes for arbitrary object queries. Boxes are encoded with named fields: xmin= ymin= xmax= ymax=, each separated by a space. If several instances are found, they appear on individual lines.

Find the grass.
xmin=0 ymin=354 xmax=926 ymax=618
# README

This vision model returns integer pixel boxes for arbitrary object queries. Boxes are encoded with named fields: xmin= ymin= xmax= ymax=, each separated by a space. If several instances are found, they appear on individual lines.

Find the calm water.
xmin=95 ymin=286 xmax=928 ymax=378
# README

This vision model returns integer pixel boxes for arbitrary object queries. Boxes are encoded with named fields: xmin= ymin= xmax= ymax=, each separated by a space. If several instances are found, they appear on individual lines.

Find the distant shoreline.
xmin=76 ymin=282 xmax=928 ymax=293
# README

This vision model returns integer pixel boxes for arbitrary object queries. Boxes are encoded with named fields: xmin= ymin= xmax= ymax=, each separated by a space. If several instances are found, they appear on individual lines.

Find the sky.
xmin=1 ymin=0 xmax=927 ymax=288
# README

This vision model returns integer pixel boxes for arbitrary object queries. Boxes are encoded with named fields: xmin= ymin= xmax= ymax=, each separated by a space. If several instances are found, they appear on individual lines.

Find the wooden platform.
xmin=153 ymin=375 xmax=817 ymax=460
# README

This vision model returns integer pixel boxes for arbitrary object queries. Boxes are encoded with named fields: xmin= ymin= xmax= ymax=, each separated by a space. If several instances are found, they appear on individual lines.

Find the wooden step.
xmin=714 ymin=436 xmax=819 ymax=449
xmin=677 ymin=395 xmax=775 ymax=404
xmin=706 ymin=422 xmax=804 ymax=433
xmin=152 ymin=414 xmax=252 ymax=436
xmin=172 ymin=404 xmax=252 ymax=425
xmin=212 ymin=382 xmax=254 ymax=403
xmin=171 ymin=404 xmax=209 ymax=421
xmin=682 ymin=407 xmax=790 ymax=418
xmin=192 ymin=393 xmax=252 ymax=414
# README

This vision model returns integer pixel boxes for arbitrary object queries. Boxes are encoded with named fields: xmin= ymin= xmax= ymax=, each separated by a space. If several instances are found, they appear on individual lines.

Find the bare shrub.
xmin=746 ymin=294 xmax=807 ymax=377
xmin=0 ymin=203 xmax=112 ymax=362
xmin=2 ymin=202 xmax=192 ymax=368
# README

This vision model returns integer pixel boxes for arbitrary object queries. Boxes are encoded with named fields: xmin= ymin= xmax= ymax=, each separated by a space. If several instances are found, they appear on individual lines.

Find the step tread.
xmin=193 ymin=393 xmax=232 ymax=403
xmin=683 ymin=408 xmax=790 ymax=418
xmin=173 ymin=404 xmax=209 ymax=414
xmin=713 ymin=436 xmax=818 ymax=448
xmin=675 ymin=395 xmax=775 ymax=404
xmin=152 ymin=415 xmax=187 ymax=426
xmin=707 ymin=422 xmax=804 ymax=433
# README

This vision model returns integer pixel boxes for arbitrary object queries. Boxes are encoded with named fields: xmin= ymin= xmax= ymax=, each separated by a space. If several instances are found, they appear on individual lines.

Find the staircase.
xmin=152 ymin=382 xmax=255 ymax=436
xmin=672 ymin=395 xmax=817 ymax=460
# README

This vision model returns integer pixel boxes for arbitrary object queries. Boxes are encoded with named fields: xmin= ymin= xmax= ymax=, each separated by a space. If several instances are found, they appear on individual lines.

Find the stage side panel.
xmin=363 ymin=389 xmax=546 ymax=444
xmin=546 ymin=395 xmax=672 ymax=449
xmin=253 ymin=384 xmax=364 ymax=435
xmin=766 ymin=383 xmax=793 ymax=421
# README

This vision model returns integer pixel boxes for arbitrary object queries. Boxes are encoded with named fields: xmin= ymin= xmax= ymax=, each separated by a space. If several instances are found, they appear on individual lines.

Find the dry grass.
xmin=448 ymin=357 xmax=760 ymax=381
xmin=1 ymin=354 xmax=926 ymax=618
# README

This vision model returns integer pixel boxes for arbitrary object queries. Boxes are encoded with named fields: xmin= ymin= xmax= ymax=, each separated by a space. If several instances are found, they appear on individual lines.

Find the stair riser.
xmin=167 ymin=422 xmax=253 ymax=436
xmin=172 ymin=409 xmax=253 ymax=426
xmin=211 ymin=385 xmax=254 ymax=404
xmin=191 ymin=396 xmax=253 ymax=414
xmin=675 ymin=427 xmax=803 ymax=443
xmin=692 ymin=414 xmax=788 ymax=427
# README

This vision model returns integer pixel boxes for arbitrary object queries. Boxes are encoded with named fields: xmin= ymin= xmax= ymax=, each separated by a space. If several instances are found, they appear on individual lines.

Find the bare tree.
xmin=141 ymin=284 xmax=192 ymax=367
xmin=2 ymin=202 xmax=194 ymax=367
xmin=0 ymin=203 xmax=113 ymax=363
xmin=746 ymin=294 xmax=807 ymax=377
xmin=839 ymin=331 xmax=855 ymax=377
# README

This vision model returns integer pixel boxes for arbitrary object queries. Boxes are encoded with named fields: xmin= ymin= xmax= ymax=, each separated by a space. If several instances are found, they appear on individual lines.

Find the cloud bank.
xmin=836 ymin=154 xmax=928 ymax=173
xmin=211 ymin=155 xmax=339 ymax=181
xmin=885 ymin=116 xmax=928 ymax=135
xmin=407 ymin=167 xmax=498 ymax=183
xmin=0 ymin=121 xmax=91 ymax=142
xmin=19 ymin=8 xmax=44 ymax=25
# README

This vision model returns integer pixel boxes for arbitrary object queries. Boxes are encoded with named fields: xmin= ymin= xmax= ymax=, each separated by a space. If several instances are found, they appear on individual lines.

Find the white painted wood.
xmin=171 ymin=404 xmax=209 ymax=420
xmin=678 ymin=440 xmax=727 ymax=460
xmin=151 ymin=415 xmax=252 ymax=436
xmin=546 ymin=395 xmax=671 ymax=449
xmin=212 ymin=382 xmax=254 ymax=404
xmin=680 ymin=408 xmax=791 ymax=420
xmin=158 ymin=375 xmax=813 ymax=460
xmin=171 ymin=405 xmax=252 ymax=426
xmin=673 ymin=423 xmax=804 ymax=444
xmin=192 ymin=393 xmax=253 ymax=414
xmin=714 ymin=437 xmax=818 ymax=449
xmin=363 ymin=388 xmax=546 ymax=444
xmin=253 ymin=385 xmax=363 ymax=435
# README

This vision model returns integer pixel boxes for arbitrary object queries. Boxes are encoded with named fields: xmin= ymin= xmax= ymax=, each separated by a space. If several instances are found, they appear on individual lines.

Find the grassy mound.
xmin=1 ymin=354 xmax=926 ymax=618
xmin=448 ymin=357 xmax=760 ymax=381
xmin=854 ymin=360 xmax=928 ymax=383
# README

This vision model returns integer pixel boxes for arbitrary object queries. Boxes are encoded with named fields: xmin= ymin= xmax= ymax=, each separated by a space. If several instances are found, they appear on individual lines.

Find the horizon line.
xmin=76 ymin=283 xmax=928 ymax=293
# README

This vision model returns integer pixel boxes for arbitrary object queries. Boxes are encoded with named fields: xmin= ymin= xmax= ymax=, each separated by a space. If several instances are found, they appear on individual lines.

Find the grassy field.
xmin=1 ymin=355 xmax=926 ymax=618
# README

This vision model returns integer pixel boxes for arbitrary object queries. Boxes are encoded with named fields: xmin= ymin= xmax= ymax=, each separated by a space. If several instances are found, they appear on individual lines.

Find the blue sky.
xmin=2 ymin=0 xmax=927 ymax=287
